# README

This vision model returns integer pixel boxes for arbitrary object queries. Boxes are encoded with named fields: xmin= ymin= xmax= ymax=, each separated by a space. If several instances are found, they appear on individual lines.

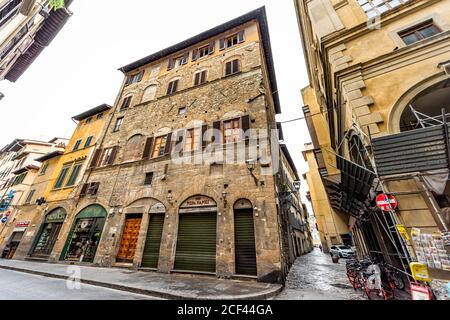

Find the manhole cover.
xmin=331 ymin=283 xmax=353 ymax=290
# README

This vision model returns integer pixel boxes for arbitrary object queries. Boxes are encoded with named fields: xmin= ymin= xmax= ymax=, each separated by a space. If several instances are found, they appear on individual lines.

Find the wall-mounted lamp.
xmin=222 ymin=190 xmax=228 ymax=208
xmin=167 ymin=191 xmax=174 ymax=204
xmin=246 ymin=159 xmax=258 ymax=186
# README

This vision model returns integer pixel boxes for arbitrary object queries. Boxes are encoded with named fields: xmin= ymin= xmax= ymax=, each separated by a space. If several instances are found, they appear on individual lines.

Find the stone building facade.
xmin=0 ymin=0 xmax=73 ymax=82
xmin=295 ymin=0 xmax=450 ymax=283
xmin=36 ymin=7 xmax=302 ymax=284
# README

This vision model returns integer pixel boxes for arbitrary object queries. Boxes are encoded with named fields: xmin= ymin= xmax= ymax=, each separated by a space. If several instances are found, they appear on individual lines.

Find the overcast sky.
xmin=0 ymin=0 xmax=311 ymax=174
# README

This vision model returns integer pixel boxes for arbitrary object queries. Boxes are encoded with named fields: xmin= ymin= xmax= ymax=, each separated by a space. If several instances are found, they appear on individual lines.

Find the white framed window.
xmin=358 ymin=0 xmax=410 ymax=18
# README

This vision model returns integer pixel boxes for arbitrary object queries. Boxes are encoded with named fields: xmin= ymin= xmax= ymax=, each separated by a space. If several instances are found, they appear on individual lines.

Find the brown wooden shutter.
xmin=136 ymin=70 xmax=144 ymax=82
xmin=202 ymin=124 xmax=208 ymax=149
xmin=201 ymin=71 xmax=207 ymax=84
xmin=167 ymin=57 xmax=175 ymax=70
xmin=238 ymin=30 xmax=245 ymax=43
xmin=194 ymin=73 xmax=200 ymax=86
xmin=241 ymin=115 xmax=250 ymax=143
xmin=233 ymin=59 xmax=240 ymax=73
xmin=212 ymin=121 xmax=222 ymax=144
xmin=173 ymin=80 xmax=179 ymax=92
xmin=219 ymin=38 xmax=226 ymax=51
xmin=164 ymin=133 xmax=173 ymax=155
xmin=79 ymin=183 xmax=89 ymax=197
xmin=208 ymin=41 xmax=215 ymax=54
xmin=143 ymin=137 xmax=154 ymax=159
xmin=90 ymin=182 xmax=100 ymax=195
xmin=225 ymin=61 xmax=232 ymax=76
xmin=108 ymin=146 xmax=119 ymax=165
xmin=89 ymin=149 xmax=102 ymax=168
xmin=192 ymin=48 xmax=199 ymax=61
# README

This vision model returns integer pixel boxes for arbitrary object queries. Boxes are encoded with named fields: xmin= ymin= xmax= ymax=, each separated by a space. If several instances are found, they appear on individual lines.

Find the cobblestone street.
xmin=276 ymin=248 xmax=365 ymax=300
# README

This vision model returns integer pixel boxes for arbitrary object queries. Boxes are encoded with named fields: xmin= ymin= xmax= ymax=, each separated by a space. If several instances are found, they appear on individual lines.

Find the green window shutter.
xmin=84 ymin=136 xmax=93 ymax=148
xmin=65 ymin=163 xmax=83 ymax=187
xmin=73 ymin=139 xmax=82 ymax=151
xmin=54 ymin=167 xmax=69 ymax=189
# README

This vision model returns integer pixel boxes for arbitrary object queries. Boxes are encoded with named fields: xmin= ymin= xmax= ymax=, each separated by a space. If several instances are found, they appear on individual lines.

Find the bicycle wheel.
xmin=393 ymin=275 xmax=405 ymax=291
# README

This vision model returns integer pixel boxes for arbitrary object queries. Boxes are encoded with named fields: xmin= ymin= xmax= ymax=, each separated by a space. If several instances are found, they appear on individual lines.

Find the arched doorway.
xmin=141 ymin=202 xmax=166 ymax=269
xmin=31 ymin=207 xmax=67 ymax=259
xmin=174 ymin=195 xmax=217 ymax=273
xmin=61 ymin=204 xmax=107 ymax=263
xmin=399 ymin=78 xmax=450 ymax=131
xmin=234 ymin=199 xmax=257 ymax=276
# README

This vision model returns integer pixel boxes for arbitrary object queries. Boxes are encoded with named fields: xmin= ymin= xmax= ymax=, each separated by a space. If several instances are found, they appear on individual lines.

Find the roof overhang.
xmin=12 ymin=164 xmax=39 ymax=175
xmin=118 ymin=6 xmax=281 ymax=114
xmin=35 ymin=150 xmax=63 ymax=162
xmin=72 ymin=104 xmax=112 ymax=121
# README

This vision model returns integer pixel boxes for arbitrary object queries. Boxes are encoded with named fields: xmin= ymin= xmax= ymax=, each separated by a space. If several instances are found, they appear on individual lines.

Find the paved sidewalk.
xmin=0 ymin=259 xmax=282 ymax=300
xmin=275 ymin=249 xmax=365 ymax=300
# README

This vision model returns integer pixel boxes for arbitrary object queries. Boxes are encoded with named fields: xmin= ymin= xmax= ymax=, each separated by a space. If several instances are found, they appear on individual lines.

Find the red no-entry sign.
xmin=376 ymin=193 xmax=398 ymax=212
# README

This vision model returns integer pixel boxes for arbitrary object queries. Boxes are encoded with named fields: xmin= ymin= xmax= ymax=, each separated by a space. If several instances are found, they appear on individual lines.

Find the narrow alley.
xmin=276 ymin=249 xmax=365 ymax=300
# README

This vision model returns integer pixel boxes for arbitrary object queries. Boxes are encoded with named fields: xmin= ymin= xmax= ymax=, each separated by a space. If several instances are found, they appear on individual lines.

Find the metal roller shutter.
xmin=174 ymin=213 xmax=217 ymax=273
xmin=234 ymin=209 xmax=257 ymax=276
xmin=141 ymin=214 xmax=165 ymax=268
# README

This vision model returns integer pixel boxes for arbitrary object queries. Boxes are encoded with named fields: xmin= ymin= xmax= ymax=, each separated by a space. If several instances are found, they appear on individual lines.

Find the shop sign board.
xmin=15 ymin=221 xmax=30 ymax=228
xmin=376 ymin=194 xmax=397 ymax=212
xmin=396 ymin=224 xmax=410 ymax=241
xmin=410 ymin=283 xmax=433 ymax=300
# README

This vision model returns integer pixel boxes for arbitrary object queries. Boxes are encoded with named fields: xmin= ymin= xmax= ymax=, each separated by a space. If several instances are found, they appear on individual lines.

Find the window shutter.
xmin=167 ymin=57 xmax=175 ymax=70
xmin=194 ymin=73 xmax=200 ymax=86
xmin=91 ymin=182 xmax=100 ymax=195
xmin=137 ymin=70 xmax=144 ymax=82
xmin=89 ymin=149 xmax=102 ymax=168
xmin=225 ymin=61 xmax=232 ymax=76
xmin=143 ymin=137 xmax=154 ymax=159
xmin=125 ymin=76 xmax=131 ymax=85
xmin=164 ymin=133 xmax=173 ymax=155
xmin=108 ymin=146 xmax=119 ymax=165
xmin=241 ymin=115 xmax=250 ymax=142
xmin=79 ymin=183 xmax=89 ymax=197
xmin=233 ymin=59 xmax=240 ymax=73
xmin=238 ymin=30 xmax=245 ymax=43
xmin=192 ymin=48 xmax=199 ymax=61
xmin=201 ymin=71 xmax=207 ymax=84
xmin=219 ymin=38 xmax=226 ymax=51
xmin=173 ymin=79 xmax=179 ymax=92
xmin=174 ymin=130 xmax=185 ymax=155
xmin=208 ymin=41 xmax=215 ymax=54
xmin=202 ymin=124 xmax=208 ymax=149
xmin=182 ymin=52 xmax=189 ymax=65
xmin=212 ymin=121 xmax=222 ymax=144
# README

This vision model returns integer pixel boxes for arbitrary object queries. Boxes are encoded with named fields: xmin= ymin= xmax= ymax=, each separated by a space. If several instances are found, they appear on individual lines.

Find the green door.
xmin=174 ymin=213 xmax=217 ymax=273
xmin=234 ymin=209 xmax=257 ymax=276
xmin=141 ymin=214 xmax=165 ymax=268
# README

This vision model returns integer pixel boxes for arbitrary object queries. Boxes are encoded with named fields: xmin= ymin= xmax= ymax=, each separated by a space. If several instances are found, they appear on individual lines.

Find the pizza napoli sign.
xmin=182 ymin=196 xmax=216 ymax=208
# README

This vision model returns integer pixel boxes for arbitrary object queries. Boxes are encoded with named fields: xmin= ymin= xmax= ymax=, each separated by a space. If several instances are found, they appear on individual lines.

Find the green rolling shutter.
xmin=174 ymin=213 xmax=216 ymax=273
xmin=141 ymin=214 xmax=165 ymax=268
xmin=234 ymin=209 xmax=257 ymax=276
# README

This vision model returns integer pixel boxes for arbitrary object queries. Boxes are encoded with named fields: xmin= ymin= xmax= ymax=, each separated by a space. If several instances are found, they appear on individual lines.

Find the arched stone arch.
xmin=123 ymin=134 xmax=145 ymax=162
xmin=233 ymin=198 xmax=253 ymax=210
xmin=179 ymin=195 xmax=218 ymax=213
xmin=123 ymin=197 xmax=166 ymax=214
xmin=388 ymin=72 xmax=450 ymax=133
xmin=222 ymin=54 xmax=243 ymax=75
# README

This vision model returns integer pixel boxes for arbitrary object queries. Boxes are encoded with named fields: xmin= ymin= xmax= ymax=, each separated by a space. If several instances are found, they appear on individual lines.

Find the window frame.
xmin=113 ymin=117 xmax=124 ymax=132
xmin=151 ymin=135 xmax=169 ymax=159
xmin=398 ymin=20 xmax=442 ymax=45
xmin=184 ymin=127 xmax=202 ymax=152
xmin=144 ymin=172 xmax=154 ymax=186
xmin=224 ymin=59 xmax=241 ymax=77
xmin=84 ymin=136 xmax=93 ymax=148
xmin=167 ymin=79 xmax=180 ymax=95
xmin=65 ymin=162 xmax=84 ymax=187
xmin=24 ymin=189 xmax=35 ymax=205
xmin=53 ymin=165 xmax=70 ymax=190
xmin=193 ymin=70 xmax=208 ymax=86
xmin=73 ymin=139 xmax=82 ymax=151
xmin=222 ymin=117 xmax=242 ymax=144
xmin=39 ymin=162 xmax=49 ymax=176
xmin=120 ymin=96 xmax=132 ymax=111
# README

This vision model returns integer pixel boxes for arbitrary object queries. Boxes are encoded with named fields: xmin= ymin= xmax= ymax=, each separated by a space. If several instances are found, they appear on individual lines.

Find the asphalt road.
xmin=0 ymin=269 xmax=159 ymax=300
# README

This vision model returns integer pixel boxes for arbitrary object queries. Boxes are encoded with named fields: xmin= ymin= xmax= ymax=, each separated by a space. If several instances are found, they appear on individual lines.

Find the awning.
xmin=322 ymin=156 xmax=376 ymax=218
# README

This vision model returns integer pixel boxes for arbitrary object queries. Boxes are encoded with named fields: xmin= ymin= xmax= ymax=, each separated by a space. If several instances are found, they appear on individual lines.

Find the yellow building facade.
xmin=295 ymin=0 xmax=450 ymax=286
xmin=4 ymin=104 xmax=112 ymax=261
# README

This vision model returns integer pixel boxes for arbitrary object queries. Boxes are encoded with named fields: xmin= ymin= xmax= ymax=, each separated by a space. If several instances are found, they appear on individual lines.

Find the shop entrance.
xmin=174 ymin=196 xmax=217 ymax=273
xmin=5 ymin=231 xmax=24 ymax=259
xmin=61 ymin=205 xmax=106 ymax=263
xmin=234 ymin=199 xmax=257 ymax=276
xmin=117 ymin=214 xmax=142 ymax=263
xmin=141 ymin=214 xmax=165 ymax=268
xmin=31 ymin=208 xmax=66 ymax=259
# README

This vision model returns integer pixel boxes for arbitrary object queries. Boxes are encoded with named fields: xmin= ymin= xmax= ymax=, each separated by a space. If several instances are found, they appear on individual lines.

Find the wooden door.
xmin=117 ymin=216 xmax=142 ymax=262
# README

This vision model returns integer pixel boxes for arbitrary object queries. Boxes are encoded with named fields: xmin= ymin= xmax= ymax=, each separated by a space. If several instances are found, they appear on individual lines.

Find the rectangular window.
xmin=223 ymin=118 xmax=241 ymax=144
xmin=151 ymin=135 xmax=168 ymax=158
xmin=194 ymin=70 xmax=207 ymax=86
xmin=225 ymin=59 xmax=240 ymax=76
xmin=86 ymin=117 xmax=92 ymax=124
xmin=53 ymin=166 xmax=70 ymax=189
xmin=113 ymin=117 xmax=124 ymax=132
xmin=398 ymin=20 xmax=441 ymax=45
xmin=39 ymin=162 xmax=49 ymax=175
xmin=65 ymin=163 xmax=83 ymax=187
xmin=144 ymin=172 xmax=154 ymax=186
xmin=198 ymin=45 xmax=210 ymax=59
xmin=25 ymin=190 xmax=35 ymax=204
xmin=120 ymin=96 xmax=132 ymax=111
xmin=73 ymin=139 xmax=82 ymax=151
xmin=96 ymin=113 xmax=103 ymax=120
xmin=358 ymin=0 xmax=409 ymax=18
xmin=125 ymin=71 xmax=144 ymax=85
xmin=220 ymin=31 xmax=245 ymax=50
xmin=13 ymin=172 xmax=27 ymax=185
xmin=167 ymin=79 xmax=179 ymax=95
xmin=84 ymin=136 xmax=93 ymax=148
xmin=178 ymin=107 xmax=187 ymax=115
xmin=99 ymin=148 xmax=114 ymax=167
xmin=185 ymin=128 xmax=201 ymax=152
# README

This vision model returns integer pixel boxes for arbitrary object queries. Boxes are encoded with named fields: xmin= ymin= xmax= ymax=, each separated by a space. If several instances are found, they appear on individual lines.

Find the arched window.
xmin=123 ymin=134 xmax=144 ymax=162
xmin=142 ymin=85 xmax=158 ymax=102
xmin=224 ymin=58 xmax=240 ymax=76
